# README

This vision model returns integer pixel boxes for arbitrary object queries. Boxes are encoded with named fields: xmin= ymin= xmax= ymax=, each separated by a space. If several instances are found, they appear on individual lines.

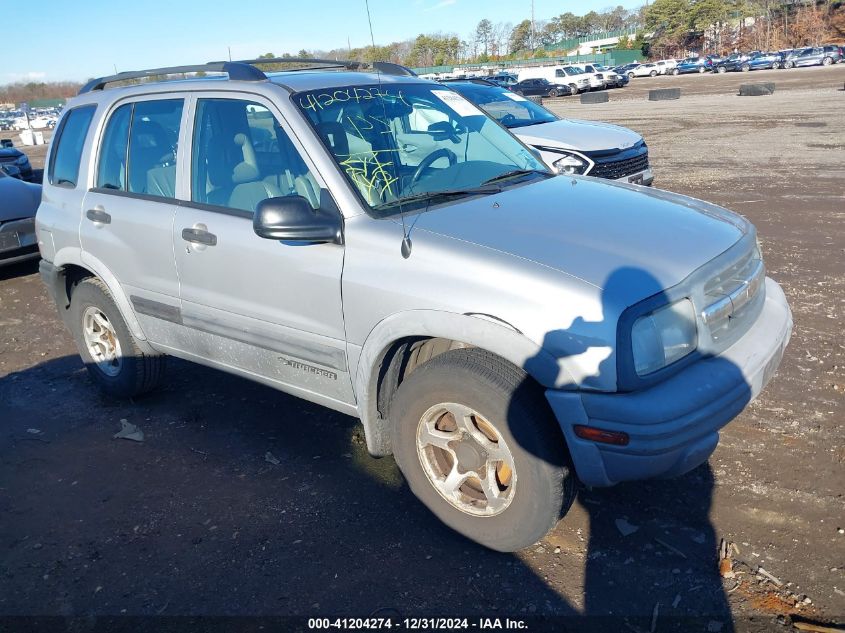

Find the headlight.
xmin=552 ymin=151 xmax=592 ymax=175
xmin=15 ymin=155 xmax=28 ymax=165
xmin=631 ymin=299 xmax=697 ymax=376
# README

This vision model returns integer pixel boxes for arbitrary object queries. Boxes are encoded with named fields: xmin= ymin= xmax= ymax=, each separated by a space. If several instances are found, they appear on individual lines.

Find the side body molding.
xmin=352 ymin=309 xmax=574 ymax=456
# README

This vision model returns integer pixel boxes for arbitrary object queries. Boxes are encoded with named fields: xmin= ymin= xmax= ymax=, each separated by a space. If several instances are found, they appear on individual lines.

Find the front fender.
xmin=352 ymin=309 xmax=575 ymax=456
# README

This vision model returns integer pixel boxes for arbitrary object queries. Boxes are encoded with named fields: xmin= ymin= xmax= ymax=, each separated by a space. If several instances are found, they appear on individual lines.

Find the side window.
xmin=191 ymin=98 xmax=319 ymax=214
xmin=96 ymin=99 xmax=183 ymax=198
xmin=49 ymin=105 xmax=96 ymax=188
xmin=128 ymin=100 xmax=183 ymax=197
xmin=96 ymin=104 xmax=131 ymax=190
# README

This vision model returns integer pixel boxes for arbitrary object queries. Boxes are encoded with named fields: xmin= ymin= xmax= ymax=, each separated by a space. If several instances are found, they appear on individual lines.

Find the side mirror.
xmin=253 ymin=195 xmax=342 ymax=244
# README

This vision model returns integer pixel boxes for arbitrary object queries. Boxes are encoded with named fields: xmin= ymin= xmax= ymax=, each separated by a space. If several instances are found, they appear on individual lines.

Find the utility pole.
xmin=530 ymin=0 xmax=536 ymax=51
xmin=227 ymin=46 xmax=232 ymax=62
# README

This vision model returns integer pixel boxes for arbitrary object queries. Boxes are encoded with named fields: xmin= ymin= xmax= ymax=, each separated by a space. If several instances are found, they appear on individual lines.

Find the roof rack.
xmin=79 ymin=57 xmax=417 ymax=95
xmin=235 ymin=57 xmax=417 ymax=77
xmin=78 ymin=61 xmax=265 ymax=94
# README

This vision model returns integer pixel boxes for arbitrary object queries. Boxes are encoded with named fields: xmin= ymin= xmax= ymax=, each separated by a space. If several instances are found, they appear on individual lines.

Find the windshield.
xmin=295 ymin=83 xmax=549 ymax=214
xmin=561 ymin=67 xmax=583 ymax=76
xmin=448 ymin=83 xmax=557 ymax=129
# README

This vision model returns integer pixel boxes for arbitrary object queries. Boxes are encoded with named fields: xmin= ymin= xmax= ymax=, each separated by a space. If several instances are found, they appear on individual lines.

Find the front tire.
xmin=741 ymin=63 xmax=750 ymax=72
xmin=69 ymin=277 xmax=165 ymax=398
xmin=549 ymin=88 xmax=560 ymax=97
xmin=650 ymin=70 xmax=657 ymax=77
xmin=391 ymin=349 xmax=576 ymax=552
xmin=672 ymin=68 xmax=680 ymax=76
xmin=717 ymin=66 xmax=727 ymax=73
xmin=822 ymin=57 xmax=833 ymax=66
xmin=698 ymin=66 xmax=706 ymax=73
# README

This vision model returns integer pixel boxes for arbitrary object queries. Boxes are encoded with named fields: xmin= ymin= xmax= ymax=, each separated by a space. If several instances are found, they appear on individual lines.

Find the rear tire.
xmin=822 ymin=57 xmax=833 ymax=66
xmin=741 ymin=64 xmax=750 ymax=72
xmin=549 ymin=88 xmax=560 ymax=97
xmin=650 ymin=70 xmax=657 ymax=77
xmin=391 ymin=348 xmax=576 ymax=552
xmin=672 ymin=68 xmax=680 ymax=76
xmin=698 ymin=67 xmax=706 ymax=73
xmin=69 ymin=277 xmax=165 ymax=398
xmin=717 ymin=66 xmax=727 ymax=73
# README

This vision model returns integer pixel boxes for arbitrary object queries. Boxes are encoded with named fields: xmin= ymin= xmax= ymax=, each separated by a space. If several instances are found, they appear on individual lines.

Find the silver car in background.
xmin=445 ymin=80 xmax=653 ymax=185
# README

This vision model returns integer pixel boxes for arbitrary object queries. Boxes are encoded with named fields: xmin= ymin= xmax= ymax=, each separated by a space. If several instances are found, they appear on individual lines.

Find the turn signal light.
xmin=573 ymin=425 xmax=630 ymax=446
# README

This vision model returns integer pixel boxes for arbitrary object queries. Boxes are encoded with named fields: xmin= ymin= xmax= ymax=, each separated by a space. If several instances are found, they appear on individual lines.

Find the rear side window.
xmin=96 ymin=99 xmax=183 ymax=198
xmin=97 ymin=104 xmax=131 ymax=190
xmin=49 ymin=105 xmax=96 ymax=188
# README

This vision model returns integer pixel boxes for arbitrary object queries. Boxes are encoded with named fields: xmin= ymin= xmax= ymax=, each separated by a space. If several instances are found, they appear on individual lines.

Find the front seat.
xmin=228 ymin=161 xmax=283 ymax=213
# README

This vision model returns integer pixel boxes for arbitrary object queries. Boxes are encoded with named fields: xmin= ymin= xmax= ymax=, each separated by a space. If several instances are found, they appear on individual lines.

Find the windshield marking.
xmin=299 ymin=87 xmax=410 ymax=112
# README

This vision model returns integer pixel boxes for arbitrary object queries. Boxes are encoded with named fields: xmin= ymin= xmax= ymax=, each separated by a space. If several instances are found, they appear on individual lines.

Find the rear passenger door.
xmin=80 ymin=96 xmax=185 ymax=344
xmin=171 ymin=94 xmax=351 ymax=404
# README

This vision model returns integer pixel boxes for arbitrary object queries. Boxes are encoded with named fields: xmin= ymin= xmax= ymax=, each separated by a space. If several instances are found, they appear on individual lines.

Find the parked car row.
xmin=617 ymin=45 xmax=843 ymax=79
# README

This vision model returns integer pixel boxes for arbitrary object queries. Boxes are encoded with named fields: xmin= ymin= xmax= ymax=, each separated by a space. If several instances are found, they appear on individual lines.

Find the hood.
xmin=512 ymin=118 xmax=643 ymax=154
xmin=0 ymin=175 xmax=41 ymax=221
xmin=412 ymin=176 xmax=748 ymax=306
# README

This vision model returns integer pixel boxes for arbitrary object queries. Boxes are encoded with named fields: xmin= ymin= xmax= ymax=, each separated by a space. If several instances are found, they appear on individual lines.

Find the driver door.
xmin=171 ymin=94 xmax=352 ymax=403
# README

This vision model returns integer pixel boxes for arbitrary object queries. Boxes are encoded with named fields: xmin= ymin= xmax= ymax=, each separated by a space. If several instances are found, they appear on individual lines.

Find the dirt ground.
xmin=0 ymin=65 xmax=843 ymax=631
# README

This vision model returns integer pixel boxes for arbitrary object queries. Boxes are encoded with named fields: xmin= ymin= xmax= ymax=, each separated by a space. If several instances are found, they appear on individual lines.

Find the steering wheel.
xmin=411 ymin=148 xmax=458 ymax=186
xmin=501 ymin=113 xmax=517 ymax=125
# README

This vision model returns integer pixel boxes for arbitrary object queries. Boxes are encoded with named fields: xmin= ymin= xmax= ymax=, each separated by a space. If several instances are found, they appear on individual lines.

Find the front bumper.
xmin=546 ymin=277 xmax=792 ymax=487
xmin=0 ymin=217 xmax=38 ymax=265
xmin=616 ymin=167 xmax=654 ymax=187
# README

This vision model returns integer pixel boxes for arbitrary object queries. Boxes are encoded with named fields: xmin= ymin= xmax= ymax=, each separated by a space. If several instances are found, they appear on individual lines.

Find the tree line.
xmin=644 ymin=0 xmax=843 ymax=57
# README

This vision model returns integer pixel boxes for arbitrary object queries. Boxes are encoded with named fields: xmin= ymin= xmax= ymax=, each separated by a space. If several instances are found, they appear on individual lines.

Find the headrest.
xmin=316 ymin=121 xmax=349 ymax=157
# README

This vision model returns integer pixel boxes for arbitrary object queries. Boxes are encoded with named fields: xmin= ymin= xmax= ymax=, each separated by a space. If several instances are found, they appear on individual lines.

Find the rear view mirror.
xmin=253 ymin=195 xmax=342 ymax=244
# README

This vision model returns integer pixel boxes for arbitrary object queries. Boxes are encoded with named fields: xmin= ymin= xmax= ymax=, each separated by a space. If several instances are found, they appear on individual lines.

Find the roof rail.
xmin=78 ymin=57 xmax=418 ymax=95
xmin=79 ymin=62 xmax=266 ymax=94
xmin=236 ymin=57 xmax=417 ymax=77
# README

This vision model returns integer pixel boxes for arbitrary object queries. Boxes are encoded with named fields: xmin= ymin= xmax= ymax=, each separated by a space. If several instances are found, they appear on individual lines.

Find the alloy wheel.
xmin=416 ymin=402 xmax=517 ymax=517
xmin=82 ymin=306 xmax=122 ymax=377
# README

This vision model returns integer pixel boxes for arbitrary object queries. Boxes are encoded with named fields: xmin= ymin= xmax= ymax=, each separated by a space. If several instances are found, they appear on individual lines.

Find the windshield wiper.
xmin=482 ymin=169 xmax=549 ymax=185
xmin=374 ymin=186 xmax=501 ymax=211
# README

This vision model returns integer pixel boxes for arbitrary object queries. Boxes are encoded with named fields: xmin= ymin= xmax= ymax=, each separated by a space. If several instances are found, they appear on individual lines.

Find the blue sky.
xmin=5 ymin=0 xmax=644 ymax=83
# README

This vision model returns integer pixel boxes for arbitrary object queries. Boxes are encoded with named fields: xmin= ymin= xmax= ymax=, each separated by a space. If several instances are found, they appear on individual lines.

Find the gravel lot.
xmin=1 ymin=65 xmax=843 ymax=631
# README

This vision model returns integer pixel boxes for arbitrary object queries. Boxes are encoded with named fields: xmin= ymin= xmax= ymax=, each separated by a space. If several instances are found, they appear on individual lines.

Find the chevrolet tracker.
xmin=36 ymin=59 xmax=792 ymax=551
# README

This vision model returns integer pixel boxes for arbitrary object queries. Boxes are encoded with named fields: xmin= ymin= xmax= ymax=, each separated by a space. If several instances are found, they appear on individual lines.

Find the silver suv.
xmin=36 ymin=58 xmax=792 ymax=552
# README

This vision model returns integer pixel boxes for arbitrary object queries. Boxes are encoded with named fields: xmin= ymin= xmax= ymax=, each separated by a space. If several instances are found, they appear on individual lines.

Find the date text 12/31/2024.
xmin=308 ymin=617 xmax=529 ymax=630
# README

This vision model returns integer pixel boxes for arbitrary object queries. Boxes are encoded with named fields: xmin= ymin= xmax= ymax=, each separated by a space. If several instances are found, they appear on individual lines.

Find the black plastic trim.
xmin=130 ymin=295 xmax=182 ymax=324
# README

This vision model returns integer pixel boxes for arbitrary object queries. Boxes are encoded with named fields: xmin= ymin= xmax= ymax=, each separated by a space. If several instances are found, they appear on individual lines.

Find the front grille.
xmin=702 ymin=248 xmax=766 ymax=344
xmin=589 ymin=151 xmax=650 ymax=180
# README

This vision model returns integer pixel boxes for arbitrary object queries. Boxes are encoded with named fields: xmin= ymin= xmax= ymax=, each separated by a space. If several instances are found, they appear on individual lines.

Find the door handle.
xmin=401 ymin=143 xmax=418 ymax=153
xmin=181 ymin=227 xmax=217 ymax=246
xmin=86 ymin=208 xmax=111 ymax=224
